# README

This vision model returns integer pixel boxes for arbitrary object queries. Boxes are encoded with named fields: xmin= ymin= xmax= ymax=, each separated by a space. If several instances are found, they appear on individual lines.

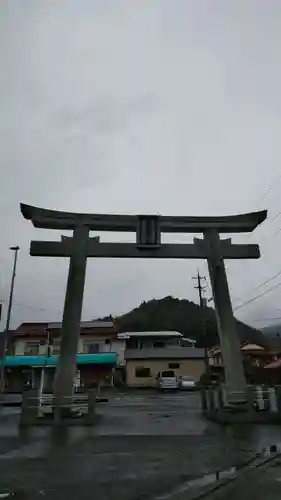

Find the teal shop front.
xmin=1 ymin=353 xmax=117 ymax=392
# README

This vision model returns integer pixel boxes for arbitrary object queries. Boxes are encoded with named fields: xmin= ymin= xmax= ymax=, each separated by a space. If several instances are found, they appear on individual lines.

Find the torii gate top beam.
xmin=21 ymin=204 xmax=267 ymax=233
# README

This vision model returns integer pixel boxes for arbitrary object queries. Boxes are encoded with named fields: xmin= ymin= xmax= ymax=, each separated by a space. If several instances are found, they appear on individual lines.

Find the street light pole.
xmin=0 ymin=246 xmax=20 ymax=392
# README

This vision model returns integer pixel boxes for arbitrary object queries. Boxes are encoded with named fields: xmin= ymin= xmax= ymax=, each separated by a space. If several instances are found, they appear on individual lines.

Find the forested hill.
xmin=101 ymin=296 xmax=268 ymax=348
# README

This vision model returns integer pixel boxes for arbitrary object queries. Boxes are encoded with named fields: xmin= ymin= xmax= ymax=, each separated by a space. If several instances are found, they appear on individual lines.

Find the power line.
xmin=246 ymin=209 xmax=280 ymax=244
xmin=273 ymin=226 xmax=281 ymax=237
xmin=235 ymin=269 xmax=281 ymax=303
xmin=264 ymin=214 xmax=281 ymax=238
xmin=234 ymin=279 xmax=281 ymax=312
xmin=0 ymin=298 xmax=61 ymax=316
xmin=233 ymin=269 xmax=281 ymax=306
xmin=245 ymin=175 xmax=281 ymax=243
xmin=256 ymin=174 xmax=281 ymax=208
xmin=271 ymin=210 xmax=281 ymax=223
xmin=258 ymin=186 xmax=275 ymax=206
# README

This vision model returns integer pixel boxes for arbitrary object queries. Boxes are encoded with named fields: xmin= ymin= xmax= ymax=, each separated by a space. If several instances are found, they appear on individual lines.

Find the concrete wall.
xmin=111 ymin=340 xmax=126 ymax=366
xmin=126 ymin=359 xmax=205 ymax=387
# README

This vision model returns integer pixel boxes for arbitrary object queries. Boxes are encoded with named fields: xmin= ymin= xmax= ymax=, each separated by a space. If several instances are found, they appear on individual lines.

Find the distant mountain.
xmin=262 ymin=324 xmax=281 ymax=338
xmin=102 ymin=296 xmax=268 ymax=348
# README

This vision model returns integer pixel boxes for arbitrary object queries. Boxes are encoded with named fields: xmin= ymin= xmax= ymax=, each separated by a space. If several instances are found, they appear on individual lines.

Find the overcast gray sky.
xmin=1 ymin=0 xmax=281 ymax=330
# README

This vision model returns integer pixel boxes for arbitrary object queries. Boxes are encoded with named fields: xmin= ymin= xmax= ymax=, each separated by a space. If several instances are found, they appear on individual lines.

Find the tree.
xmin=110 ymin=296 xmax=268 ymax=348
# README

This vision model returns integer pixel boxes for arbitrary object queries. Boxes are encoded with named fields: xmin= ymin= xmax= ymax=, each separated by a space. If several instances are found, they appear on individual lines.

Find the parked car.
xmin=180 ymin=375 xmax=196 ymax=390
xmin=157 ymin=370 xmax=179 ymax=391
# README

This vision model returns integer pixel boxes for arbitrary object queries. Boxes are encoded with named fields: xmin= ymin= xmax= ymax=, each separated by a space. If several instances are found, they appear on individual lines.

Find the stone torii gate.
xmin=21 ymin=204 xmax=267 ymax=417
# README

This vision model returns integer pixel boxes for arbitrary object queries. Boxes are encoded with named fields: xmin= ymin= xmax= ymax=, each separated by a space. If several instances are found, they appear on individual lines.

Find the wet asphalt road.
xmin=1 ymin=391 xmax=281 ymax=499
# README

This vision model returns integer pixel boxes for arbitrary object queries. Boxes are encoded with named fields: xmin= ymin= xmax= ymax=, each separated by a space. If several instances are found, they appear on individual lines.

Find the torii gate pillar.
xmin=52 ymin=225 xmax=89 ymax=419
xmin=204 ymin=229 xmax=247 ymax=404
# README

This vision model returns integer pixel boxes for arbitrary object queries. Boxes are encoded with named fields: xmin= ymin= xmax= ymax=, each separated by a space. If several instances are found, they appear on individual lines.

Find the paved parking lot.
xmin=1 ymin=391 xmax=281 ymax=499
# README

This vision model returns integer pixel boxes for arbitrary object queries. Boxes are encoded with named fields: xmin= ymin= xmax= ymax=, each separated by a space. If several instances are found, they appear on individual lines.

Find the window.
xmin=89 ymin=343 xmax=100 ymax=353
xmin=83 ymin=342 xmax=100 ymax=354
xmin=153 ymin=341 xmax=165 ymax=348
xmin=135 ymin=367 xmax=151 ymax=378
xmin=161 ymin=370 xmax=176 ymax=377
xmin=169 ymin=363 xmax=180 ymax=369
xmin=25 ymin=342 xmax=39 ymax=355
xmin=52 ymin=338 xmax=61 ymax=355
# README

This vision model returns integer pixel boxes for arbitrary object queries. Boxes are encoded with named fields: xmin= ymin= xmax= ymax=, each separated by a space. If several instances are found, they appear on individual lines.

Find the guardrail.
xmin=39 ymin=393 xmax=89 ymax=411
xmin=20 ymin=389 xmax=97 ymax=425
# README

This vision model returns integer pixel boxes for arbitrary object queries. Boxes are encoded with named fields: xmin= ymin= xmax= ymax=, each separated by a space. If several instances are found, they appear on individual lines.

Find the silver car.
xmin=180 ymin=375 xmax=196 ymax=390
xmin=157 ymin=370 xmax=179 ymax=391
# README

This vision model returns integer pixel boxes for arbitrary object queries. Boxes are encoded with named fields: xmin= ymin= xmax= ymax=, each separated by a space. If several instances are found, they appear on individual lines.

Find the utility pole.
xmin=193 ymin=270 xmax=206 ymax=309
xmin=192 ymin=270 xmax=209 ymax=373
xmin=0 ymin=246 xmax=20 ymax=393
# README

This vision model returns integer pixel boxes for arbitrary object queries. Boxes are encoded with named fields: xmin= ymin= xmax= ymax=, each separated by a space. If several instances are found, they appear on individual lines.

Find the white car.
xmin=157 ymin=370 xmax=179 ymax=391
xmin=180 ymin=375 xmax=196 ymax=390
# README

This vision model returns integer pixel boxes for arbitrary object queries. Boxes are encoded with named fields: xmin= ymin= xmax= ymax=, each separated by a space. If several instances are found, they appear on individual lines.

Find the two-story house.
xmin=4 ymin=320 xmax=118 ymax=392
xmin=2 ymin=326 xmax=205 ymax=391
xmin=117 ymin=331 xmax=205 ymax=387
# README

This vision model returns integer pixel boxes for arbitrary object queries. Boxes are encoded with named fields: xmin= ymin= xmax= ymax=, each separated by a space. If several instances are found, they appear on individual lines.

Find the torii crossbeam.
xmin=21 ymin=203 xmax=267 ymax=418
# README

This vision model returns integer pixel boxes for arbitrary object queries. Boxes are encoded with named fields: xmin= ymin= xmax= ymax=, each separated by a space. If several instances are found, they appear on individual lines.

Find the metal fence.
xmin=39 ymin=393 xmax=89 ymax=413
xmin=20 ymin=389 xmax=96 ymax=425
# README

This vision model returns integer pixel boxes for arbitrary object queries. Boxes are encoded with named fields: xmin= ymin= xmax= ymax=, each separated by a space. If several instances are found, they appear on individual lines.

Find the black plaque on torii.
xmin=21 ymin=204 xmax=267 ymax=415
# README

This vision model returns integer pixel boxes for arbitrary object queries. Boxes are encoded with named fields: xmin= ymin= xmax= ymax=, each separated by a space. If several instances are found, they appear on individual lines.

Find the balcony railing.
xmin=12 ymin=344 xmax=117 ymax=356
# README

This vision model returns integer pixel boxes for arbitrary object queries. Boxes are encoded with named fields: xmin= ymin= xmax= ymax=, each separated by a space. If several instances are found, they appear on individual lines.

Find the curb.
xmin=151 ymin=443 xmax=281 ymax=500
